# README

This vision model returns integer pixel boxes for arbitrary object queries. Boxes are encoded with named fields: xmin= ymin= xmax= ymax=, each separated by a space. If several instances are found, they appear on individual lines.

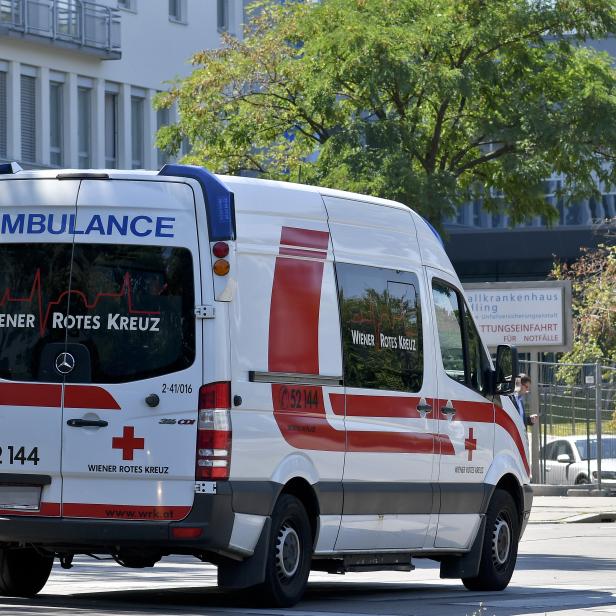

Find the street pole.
xmin=596 ymin=362 xmax=603 ymax=492
xmin=530 ymin=352 xmax=540 ymax=483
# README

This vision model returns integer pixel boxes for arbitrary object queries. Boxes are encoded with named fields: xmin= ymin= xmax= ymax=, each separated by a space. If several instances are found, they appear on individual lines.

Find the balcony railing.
xmin=0 ymin=0 xmax=121 ymax=59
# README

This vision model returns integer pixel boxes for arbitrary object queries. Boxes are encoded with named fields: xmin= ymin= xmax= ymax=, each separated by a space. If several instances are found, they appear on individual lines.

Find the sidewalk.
xmin=529 ymin=495 xmax=616 ymax=523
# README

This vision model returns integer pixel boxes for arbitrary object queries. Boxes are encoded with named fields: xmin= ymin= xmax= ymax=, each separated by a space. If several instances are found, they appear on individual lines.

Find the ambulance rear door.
xmin=0 ymin=178 xmax=80 ymax=517
xmin=60 ymin=179 xmax=204 ymax=522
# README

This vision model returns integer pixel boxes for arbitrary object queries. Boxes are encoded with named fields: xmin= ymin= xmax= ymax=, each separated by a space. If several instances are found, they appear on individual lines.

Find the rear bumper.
xmin=0 ymin=484 xmax=236 ymax=554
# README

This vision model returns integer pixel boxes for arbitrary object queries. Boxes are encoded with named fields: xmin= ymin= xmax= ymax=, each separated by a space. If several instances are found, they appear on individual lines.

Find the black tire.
xmin=575 ymin=474 xmax=590 ymax=485
xmin=0 ymin=547 xmax=54 ymax=597
xmin=462 ymin=489 xmax=519 ymax=592
xmin=250 ymin=494 xmax=312 ymax=607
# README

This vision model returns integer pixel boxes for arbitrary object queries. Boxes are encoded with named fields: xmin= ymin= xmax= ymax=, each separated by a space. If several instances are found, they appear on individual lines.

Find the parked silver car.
xmin=540 ymin=436 xmax=616 ymax=485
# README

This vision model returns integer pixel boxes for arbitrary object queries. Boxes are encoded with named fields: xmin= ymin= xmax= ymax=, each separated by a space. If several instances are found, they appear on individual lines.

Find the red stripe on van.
xmin=348 ymin=431 xmax=455 ymax=455
xmin=0 ymin=383 xmax=119 ymax=410
xmin=272 ymin=384 xmax=345 ymax=451
xmin=64 ymin=385 xmax=121 ymax=410
xmin=280 ymin=227 xmax=329 ymax=251
xmin=62 ymin=503 xmax=191 ymax=520
xmin=330 ymin=393 xmax=424 ymax=417
xmin=0 ymin=502 xmax=61 ymax=517
xmin=269 ymin=230 xmax=326 ymax=375
xmin=495 ymin=405 xmax=531 ymax=475
xmin=436 ymin=399 xmax=494 ymax=422
xmin=0 ymin=383 xmax=61 ymax=408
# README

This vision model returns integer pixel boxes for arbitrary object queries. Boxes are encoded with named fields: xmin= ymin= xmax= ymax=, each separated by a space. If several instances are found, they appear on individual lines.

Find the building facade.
xmin=0 ymin=0 xmax=248 ymax=171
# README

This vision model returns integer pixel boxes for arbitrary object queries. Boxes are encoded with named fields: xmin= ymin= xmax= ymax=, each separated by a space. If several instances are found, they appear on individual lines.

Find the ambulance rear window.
xmin=0 ymin=243 xmax=195 ymax=383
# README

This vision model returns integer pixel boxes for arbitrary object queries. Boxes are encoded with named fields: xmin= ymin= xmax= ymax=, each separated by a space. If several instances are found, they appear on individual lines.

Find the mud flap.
xmin=439 ymin=515 xmax=486 ymax=579
xmin=217 ymin=517 xmax=271 ymax=590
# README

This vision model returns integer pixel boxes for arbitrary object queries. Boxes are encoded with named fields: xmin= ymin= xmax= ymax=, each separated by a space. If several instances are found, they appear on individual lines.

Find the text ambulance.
xmin=0 ymin=162 xmax=531 ymax=607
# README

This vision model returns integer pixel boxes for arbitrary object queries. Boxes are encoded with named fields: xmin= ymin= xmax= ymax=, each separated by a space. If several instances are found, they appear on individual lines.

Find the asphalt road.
xmin=2 ymin=522 xmax=616 ymax=616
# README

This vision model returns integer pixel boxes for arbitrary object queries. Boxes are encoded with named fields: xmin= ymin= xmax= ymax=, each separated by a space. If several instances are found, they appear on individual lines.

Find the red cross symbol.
xmin=465 ymin=427 xmax=477 ymax=461
xmin=112 ymin=426 xmax=145 ymax=461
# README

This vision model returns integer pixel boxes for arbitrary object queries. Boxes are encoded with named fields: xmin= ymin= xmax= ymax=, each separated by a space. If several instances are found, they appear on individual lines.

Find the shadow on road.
xmin=1 ymin=581 xmax=615 ymax=616
xmin=517 ymin=552 xmax=616 ymax=571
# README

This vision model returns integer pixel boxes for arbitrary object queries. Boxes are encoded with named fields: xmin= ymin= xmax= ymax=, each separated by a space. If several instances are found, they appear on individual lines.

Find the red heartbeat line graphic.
xmin=0 ymin=270 xmax=161 ymax=336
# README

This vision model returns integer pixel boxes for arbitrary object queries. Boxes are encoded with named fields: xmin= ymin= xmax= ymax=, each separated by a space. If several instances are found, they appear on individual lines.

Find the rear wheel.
xmin=250 ymin=494 xmax=312 ymax=607
xmin=0 ymin=547 xmax=54 ymax=597
xmin=575 ymin=474 xmax=590 ymax=485
xmin=462 ymin=489 xmax=519 ymax=591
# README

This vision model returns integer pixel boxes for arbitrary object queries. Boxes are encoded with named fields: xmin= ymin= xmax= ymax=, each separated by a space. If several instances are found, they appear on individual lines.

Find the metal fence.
xmin=519 ymin=360 xmax=616 ymax=487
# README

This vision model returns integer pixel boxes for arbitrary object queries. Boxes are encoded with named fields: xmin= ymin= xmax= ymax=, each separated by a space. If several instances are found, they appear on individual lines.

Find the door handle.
xmin=440 ymin=405 xmax=456 ymax=418
xmin=66 ymin=419 xmax=108 ymax=428
xmin=416 ymin=403 xmax=432 ymax=418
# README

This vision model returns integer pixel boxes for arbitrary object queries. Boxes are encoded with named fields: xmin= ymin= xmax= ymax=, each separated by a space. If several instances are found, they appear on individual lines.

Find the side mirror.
xmin=557 ymin=454 xmax=572 ymax=464
xmin=494 ymin=345 xmax=518 ymax=395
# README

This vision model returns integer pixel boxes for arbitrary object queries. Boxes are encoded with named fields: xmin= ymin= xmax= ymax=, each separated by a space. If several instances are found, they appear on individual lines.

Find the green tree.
xmin=156 ymin=0 xmax=616 ymax=229
xmin=552 ymin=241 xmax=616 ymax=369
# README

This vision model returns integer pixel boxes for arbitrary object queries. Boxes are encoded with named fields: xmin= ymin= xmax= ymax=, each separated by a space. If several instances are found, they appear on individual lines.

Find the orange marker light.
xmin=213 ymin=259 xmax=230 ymax=276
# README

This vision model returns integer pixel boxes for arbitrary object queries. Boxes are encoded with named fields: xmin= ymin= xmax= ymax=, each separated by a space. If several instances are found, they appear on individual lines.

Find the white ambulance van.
xmin=0 ymin=162 xmax=531 ymax=606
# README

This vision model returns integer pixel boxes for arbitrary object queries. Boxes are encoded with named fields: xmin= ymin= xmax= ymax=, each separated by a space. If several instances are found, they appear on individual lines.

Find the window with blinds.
xmin=105 ymin=92 xmax=118 ymax=168
xmin=21 ymin=75 xmax=37 ymax=163
xmin=78 ymin=87 xmax=92 ymax=168
xmin=0 ymin=72 xmax=6 ymax=159
xmin=50 ymin=82 xmax=63 ymax=167
xmin=131 ymin=96 xmax=144 ymax=169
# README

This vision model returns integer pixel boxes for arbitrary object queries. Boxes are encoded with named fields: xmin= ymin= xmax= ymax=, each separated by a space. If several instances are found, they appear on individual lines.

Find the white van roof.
xmin=1 ymin=167 xmax=455 ymax=276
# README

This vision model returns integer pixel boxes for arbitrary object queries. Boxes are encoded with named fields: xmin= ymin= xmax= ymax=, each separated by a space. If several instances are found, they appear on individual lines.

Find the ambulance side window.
xmin=431 ymin=282 xmax=466 ymax=384
xmin=432 ymin=279 xmax=490 ymax=395
xmin=336 ymin=263 xmax=423 ymax=392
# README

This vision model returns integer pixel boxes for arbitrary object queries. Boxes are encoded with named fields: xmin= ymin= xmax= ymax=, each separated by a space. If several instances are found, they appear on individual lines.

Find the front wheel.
xmin=250 ymin=494 xmax=312 ymax=607
xmin=0 ymin=547 xmax=54 ymax=597
xmin=575 ymin=474 xmax=590 ymax=485
xmin=462 ymin=489 xmax=519 ymax=591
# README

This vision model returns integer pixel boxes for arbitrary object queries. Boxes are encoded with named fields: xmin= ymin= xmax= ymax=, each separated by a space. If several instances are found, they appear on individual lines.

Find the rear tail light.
xmin=196 ymin=382 xmax=231 ymax=480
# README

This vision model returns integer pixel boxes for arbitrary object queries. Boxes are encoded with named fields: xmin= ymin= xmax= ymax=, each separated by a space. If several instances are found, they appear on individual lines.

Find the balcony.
xmin=0 ymin=0 xmax=121 ymax=59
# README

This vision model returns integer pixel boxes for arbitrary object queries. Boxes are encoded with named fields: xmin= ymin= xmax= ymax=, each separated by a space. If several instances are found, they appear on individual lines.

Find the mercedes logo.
xmin=55 ymin=352 xmax=76 ymax=375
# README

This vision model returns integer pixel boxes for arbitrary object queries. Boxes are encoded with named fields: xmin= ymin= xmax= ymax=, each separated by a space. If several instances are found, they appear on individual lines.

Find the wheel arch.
xmin=492 ymin=473 xmax=524 ymax=528
xmin=279 ymin=477 xmax=320 ymax=546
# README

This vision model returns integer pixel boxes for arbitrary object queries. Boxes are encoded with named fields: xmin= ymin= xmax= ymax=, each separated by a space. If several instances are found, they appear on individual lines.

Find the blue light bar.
xmin=0 ymin=162 xmax=23 ymax=175
xmin=422 ymin=217 xmax=444 ymax=247
xmin=159 ymin=164 xmax=236 ymax=241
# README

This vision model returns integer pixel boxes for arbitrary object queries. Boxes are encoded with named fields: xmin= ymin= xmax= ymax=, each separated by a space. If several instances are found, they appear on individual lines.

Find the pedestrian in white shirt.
xmin=513 ymin=374 xmax=537 ymax=426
